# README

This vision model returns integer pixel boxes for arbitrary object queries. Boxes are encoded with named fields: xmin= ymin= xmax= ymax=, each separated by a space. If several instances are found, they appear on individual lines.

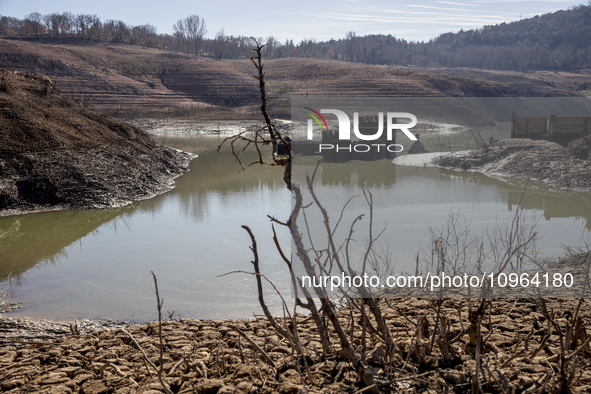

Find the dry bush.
xmin=208 ymin=42 xmax=591 ymax=394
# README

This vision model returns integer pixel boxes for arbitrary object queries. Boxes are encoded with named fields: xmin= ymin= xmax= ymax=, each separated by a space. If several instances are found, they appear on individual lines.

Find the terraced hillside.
xmin=392 ymin=66 xmax=591 ymax=98
xmin=228 ymin=57 xmax=518 ymax=97
xmin=226 ymin=58 xmax=521 ymax=116
xmin=0 ymin=38 xmax=260 ymax=119
xmin=2 ymin=37 xmax=586 ymax=120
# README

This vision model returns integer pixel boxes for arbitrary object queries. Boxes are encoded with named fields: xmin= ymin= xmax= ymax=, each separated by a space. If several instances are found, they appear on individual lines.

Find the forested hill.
xmin=321 ymin=5 xmax=591 ymax=71
xmin=428 ymin=5 xmax=591 ymax=70
xmin=436 ymin=6 xmax=591 ymax=49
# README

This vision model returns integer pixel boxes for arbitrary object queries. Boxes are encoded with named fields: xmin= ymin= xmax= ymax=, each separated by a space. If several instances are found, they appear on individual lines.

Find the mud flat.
xmin=129 ymin=118 xmax=293 ymax=136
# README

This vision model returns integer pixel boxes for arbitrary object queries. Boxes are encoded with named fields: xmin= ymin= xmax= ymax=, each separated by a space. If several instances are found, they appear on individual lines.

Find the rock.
xmin=568 ymin=135 xmax=591 ymax=160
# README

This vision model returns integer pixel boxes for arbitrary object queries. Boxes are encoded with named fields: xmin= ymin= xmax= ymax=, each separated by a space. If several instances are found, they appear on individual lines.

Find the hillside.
xmin=0 ymin=38 xmax=260 ymax=119
xmin=2 ymin=6 xmax=591 ymax=73
xmin=0 ymin=38 xmax=552 ymax=120
xmin=434 ymin=6 xmax=591 ymax=54
xmin=391 ymin=66 xmax=591 ymax=98
xmin=1 ymin=37 xmax=589 ymax=121
xmin=0 ymin=68 xmax=192 ymax=215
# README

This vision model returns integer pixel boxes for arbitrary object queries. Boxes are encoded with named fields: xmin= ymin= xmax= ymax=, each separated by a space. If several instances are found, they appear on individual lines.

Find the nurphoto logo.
xmin=303 ymin=107 xmax=417 ymax=153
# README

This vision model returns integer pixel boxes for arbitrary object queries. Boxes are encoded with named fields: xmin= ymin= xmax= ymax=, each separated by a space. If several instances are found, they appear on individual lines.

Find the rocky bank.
xmin=432 ymin=138 xmax=591 ymax=193
xmin=0 ymin=68 xmax=193 ymax=216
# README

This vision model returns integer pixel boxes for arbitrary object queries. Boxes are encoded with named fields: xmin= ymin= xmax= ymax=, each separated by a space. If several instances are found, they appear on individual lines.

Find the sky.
xmin=0 ymin=0 xmax=586 ymax=43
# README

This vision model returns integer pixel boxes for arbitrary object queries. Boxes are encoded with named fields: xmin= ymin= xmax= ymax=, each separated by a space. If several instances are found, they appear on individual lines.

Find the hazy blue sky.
xmin=0 ymin=0 xmax=584 ymax=43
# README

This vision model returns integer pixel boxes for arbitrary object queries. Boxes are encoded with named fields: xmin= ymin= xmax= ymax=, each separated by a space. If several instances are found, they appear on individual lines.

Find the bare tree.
xmin=74 ymin=14 xmax=87 ymax=37
xmin=345 ymin=30 xmax=358 ymax=62
xmin=43 ymin=13 xmax=61 ymax=38
xmin=212 ymin=29 xmax=227 ymax=60
xmin=24 ymin=12 xmax=44 ymax=36
xmin=264 ymin=36 xmax=278 ymax=58
xmin=172 ymin=19 xmax=187 ymax=52
xmin=133 ymin=24 xmax=157 ymax=46
xmin=173 ymin=15 xmax=206 ymax=55
xmin=185 ymin=15 xmax=207 ymax=55
xmin=87 ymin=15 xmax=101 ymax=40
xmin=60 ymin=12 xmax=73 ymax=35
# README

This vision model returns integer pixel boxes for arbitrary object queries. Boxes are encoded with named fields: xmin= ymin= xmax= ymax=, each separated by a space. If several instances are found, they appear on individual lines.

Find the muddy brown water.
xmin=1 ymin=129 xmax=590 ymax=322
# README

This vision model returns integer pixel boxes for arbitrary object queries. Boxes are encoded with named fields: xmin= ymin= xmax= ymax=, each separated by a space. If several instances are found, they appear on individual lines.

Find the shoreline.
xmin=418 ymin=138 xmax=591 ymax=194
xmin=0 ymin=147 xmax=196 ymax=218
xmin=0 ymin=150 xmax=196 ymax=218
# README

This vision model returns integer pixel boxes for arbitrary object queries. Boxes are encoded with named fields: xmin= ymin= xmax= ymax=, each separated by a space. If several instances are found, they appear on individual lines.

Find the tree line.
xmin=1 ymin=5 xmax=590 ymax=70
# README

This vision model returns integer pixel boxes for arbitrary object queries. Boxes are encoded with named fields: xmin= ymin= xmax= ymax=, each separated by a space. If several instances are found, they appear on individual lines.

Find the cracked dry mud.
xmin=2 ymin=295 xmax=591 ymax=394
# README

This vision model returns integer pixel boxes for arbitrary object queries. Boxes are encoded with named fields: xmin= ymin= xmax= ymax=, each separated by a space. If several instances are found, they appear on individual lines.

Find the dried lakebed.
xmin=2 ymin=296 xmax=591 ymax=393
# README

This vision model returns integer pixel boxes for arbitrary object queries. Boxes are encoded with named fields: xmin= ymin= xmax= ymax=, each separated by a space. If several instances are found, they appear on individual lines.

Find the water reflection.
xmin=0 ymin=138 xmax=290 ymax=321
xmin=135 ymin=149 xmax=285 ymax=223
xmin=0 ymin=209 xmax=132 ymax=281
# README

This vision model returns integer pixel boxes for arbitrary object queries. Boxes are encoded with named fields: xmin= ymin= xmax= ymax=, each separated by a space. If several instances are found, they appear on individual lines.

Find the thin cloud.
xmin=317 ymin=12 xmax=516 ymax=26
xmin=438 ymin=1 xmax=483 ymax=6
xmin=380 ymin=9 xmax=513 ymax=21
xmin=405 ymin=5 xmax=478 ymax=12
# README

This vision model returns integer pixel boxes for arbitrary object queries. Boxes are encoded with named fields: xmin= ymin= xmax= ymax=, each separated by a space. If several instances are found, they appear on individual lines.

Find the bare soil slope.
xmin=0 ymin=38 xmax=550 ymax=120
xmin=228 ymin=57 xmax=519 ymax=97
xmin=393 ymin=66 xmax=591 ymax=97
xmin=0 ymin=68 xmax=192 ymax=215
xmin=0 ymin=38 xmax=260 ymax=119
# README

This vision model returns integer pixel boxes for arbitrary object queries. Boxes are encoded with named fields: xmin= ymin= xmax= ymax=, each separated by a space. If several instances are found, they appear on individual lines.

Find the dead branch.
xmin=151 ymin=271 xmax=173 ymax=394
xmin=229 ymin=324 xmax=276 ymax=368
xmin=240 ymin=225 xmax=293 ymax=341
xmin=121 ymin=327 xmax=157 ymax=377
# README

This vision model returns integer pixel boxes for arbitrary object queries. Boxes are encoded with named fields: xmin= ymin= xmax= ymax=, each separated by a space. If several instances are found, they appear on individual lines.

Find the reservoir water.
xmin=1 ymin=126 xmax=590 ymax=321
